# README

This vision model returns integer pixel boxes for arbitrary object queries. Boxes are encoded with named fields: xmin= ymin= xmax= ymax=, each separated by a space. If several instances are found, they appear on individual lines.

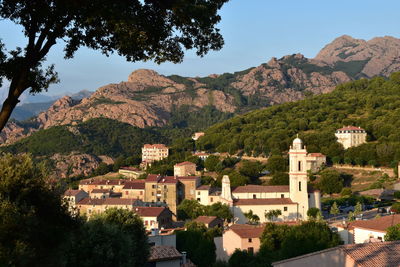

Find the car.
xmin=339 ymin=206 xmax=354 ymax=213
xmin=378 ymin=207 xmax=388 ymax=213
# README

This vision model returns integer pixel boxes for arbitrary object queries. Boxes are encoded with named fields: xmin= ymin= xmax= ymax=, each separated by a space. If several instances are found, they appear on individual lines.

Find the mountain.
xmin=2 ymin=35 xmax=400 ymax=146
xmin=196 ymin=72 xmax=400 ymax=167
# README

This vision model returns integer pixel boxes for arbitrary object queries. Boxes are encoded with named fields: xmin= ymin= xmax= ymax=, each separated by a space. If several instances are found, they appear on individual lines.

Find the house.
xmin=272 ymin=241 xmax=400 ymax=267
xmin=76 ymin=198 xmax=139 ymax=217
xmin=194 ymin=216 xmax=223 ymax=228
xmin=174 ymin=161 xmax=196 ymax=177
xmin=142 ymin=144 xmax=169 ymax=163
xmin=335 ymin=126 xmax=367 ymax=149
xmin=305 ymin=153 xmax=326 ymax=172
xmin=118 ymin=167 xmax=145 ymax=179
xmin=192 ymin=132 xmax=205 ymax=141
xmin=192 ymin=151 xmax=210 ymax=160
xmin=195 ymin=185 xmax=221 ymax=205
xmin=63 ymin=189 xmax=89 ymax=213
xmin=336 ymin=214 xmax=400 ymax=244
xmin=121 ymin=180 xmax=146 ymax=200
xmin=147 ymin=246 xmax=185 ymax=267
xmin=78 ymin=178 xmax=127 ymax=193
xmin=222 ymin=224 xmax=265 ymax=256
xmin=144 ymin=175 xmax=179 ymax=215
xmin=177 ymin=176 xmax=201 ymax=200
xmin=89 ymin=188 xmax=110 ymax=199
xmin=134 ymin=206 xmax=173 ymax=231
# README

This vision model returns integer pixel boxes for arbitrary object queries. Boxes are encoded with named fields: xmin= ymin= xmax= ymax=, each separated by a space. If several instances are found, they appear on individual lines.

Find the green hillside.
xmin=197 ymin=72 xmax=400 ymax=167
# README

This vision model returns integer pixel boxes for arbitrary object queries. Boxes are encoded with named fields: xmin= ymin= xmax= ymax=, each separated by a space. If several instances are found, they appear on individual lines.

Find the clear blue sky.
xmin=0 ymin=0 xmax=400 ymax=97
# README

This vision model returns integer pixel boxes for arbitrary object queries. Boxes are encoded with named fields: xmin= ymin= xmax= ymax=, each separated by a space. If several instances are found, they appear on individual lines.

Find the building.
xmin=142 ymin=144 xmax=169 ymax=163
xmin=272 ymin=241 xmax=400 ymax=267
xmin=144 ymin=175 xmax=179 ymax=215
xmin=174 ymin=161 xmax=196 ymax=177
xmin=79 ymin=178 xmax=127 ymax=193
xmin=177 ymin=176 xmax=201 ymax=200
xmin=305 ymin=153 xmax=326 ymax=172
xmin=194 ymin=216 xmax=224 ymax=228
xmin=195 ymin=185 xmax=221 ymax=205
xmin=147 ymin=246 xmax=187 ymax=267
xmin=192 ymin=151 xmax=210 ymax=160
xmin=63 ymin=189 xmax=89 ymax=214
xmin=118 ymin=167 xmax=145 ymax=179
xmin=89 ymin=188 xmax=111 ymax=199
xmin=336 ymin=214 xmax=400 ymax=244
xmin=121 ymin=180 xmax=146 ymax=200
xmin=335 ymin=126 xmax=367 ymax=149
xmin=223 ymin=224 xmax=265 ymax=256
xmin=134 ymin=207 xmax=173 ymax=231
xmin=192 ymin=132 xmax=205 ymax=141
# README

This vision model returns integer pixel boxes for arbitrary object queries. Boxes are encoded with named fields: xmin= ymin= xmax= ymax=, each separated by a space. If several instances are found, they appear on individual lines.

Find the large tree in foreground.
xmin=0 ymin=0 xmax=229 ymax=132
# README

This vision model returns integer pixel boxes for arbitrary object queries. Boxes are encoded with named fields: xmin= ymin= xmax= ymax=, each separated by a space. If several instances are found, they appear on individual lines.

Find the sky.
xmin=0 ymin=0 xmax=400 ymax=100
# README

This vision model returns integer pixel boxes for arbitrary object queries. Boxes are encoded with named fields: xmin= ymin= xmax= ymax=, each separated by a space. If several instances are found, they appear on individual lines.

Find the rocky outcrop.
xmin=51 ymin=152 xmax=102 ymax=179
xmin=0 ymin=122 xmax=36 ymax=145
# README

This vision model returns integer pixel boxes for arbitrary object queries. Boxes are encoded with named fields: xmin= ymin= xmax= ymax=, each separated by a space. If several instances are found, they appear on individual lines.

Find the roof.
xmin=233 ymin=198 xmax=296 ymax=206
xmin=77 ymin=198 xmax=105 ymax=205
xmin=196 ymin=185 xmax=211 ymax=191
xmin=336 ymin=126 xmax=365 ymax=131
xmin=145 ymin=175 xmax=177 ymax=184
xmin=272 ymin=241 xmax=400 ymax=267
xmin=79 ymin=179 xmax=126 ymax=186
xmin=64 ymin=189 xmax=85 ymax=197
xmin=229 ymin=224 xmax=265 ymax=238
xmin=148 ymin=245 xmax=182 ymax=262
xmin=194 ymin=216 xmax=221 ymax=224
xmin=134 ymin=207 xmax=169 ymax=217
xmin=103 ymin=198 xmax=137 ymax=206
xmin=307 ymin=153 xmax=325 ymax=157
xmin=122 ymin=180 xmax=145 ymax=190
xmin=174 ymin=161 xmax=196 ymax=166
xmin=232 ymin=185 xmax=289 ymax=193
xmin=347 ymin=214 xmax=400 ymax=232
xmin=90 ymin=189 xmax=110 ymax=194
xmin=143 ymin=144 xmax=168 ymax=149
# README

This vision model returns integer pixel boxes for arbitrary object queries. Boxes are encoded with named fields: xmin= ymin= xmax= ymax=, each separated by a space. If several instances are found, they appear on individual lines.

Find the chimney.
xmin=182 ymin=252 xmax=187 ymax=264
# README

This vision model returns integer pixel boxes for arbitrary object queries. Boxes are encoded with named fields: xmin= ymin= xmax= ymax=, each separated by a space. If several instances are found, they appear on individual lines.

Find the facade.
xmin=79 ymin=178 xmax=126 ymax=193
xmin=134 ymin=207 xmax=173 ymax=231
xmin=142 ymin=144 xmax=169 ymax=163
xmin=174 ymin=161 xmax=196 ymax=177
xmin=89 ymin=188 xmax=110 ymax=199
xmin=177 ymin=176 xmax=201 ymax=200
xmin=335 ymin=126 xmax=367 ymax=149
xmin=118 ymin=167 xmax=145 ymax=179
xmin=337 ymin=214 xmax=400 ymax=244
xmin=63 ymin=189 xmax=89 ymax=213
xmin=222 ymin=224 xmax=265 ymax=256
xmin=195 ymin=185 xmax=221 ymax=206
xmin=272 ymin=241 xmax=400 ymax=267
xmin=121 ymin=180 xmax=145 ymax=200
xmin=144 ymin=175 xmax=179 ymax=215
xmin=305 ymin=153 xmax=326 ymax=172
xmin=192 ymin=152 xmax=210 ymax=160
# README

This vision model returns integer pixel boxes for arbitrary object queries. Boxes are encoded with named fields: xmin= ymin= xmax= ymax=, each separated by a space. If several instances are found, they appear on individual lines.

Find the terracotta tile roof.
xmin=174 ymin=161 xmax=196 ymax=166
xmin=307 ymin=153 xmax=325 ymax=157
xmin=233 ymin=198 xmax=296 ymax=206
xmin=79 ymin=179 xmax=126 ymax=186
xmin=122 ymin=180 xmax=145 ymax=190
xmin=229 ymin=224 xmax=265 ymax=238
xmin=103 ymin=198 xmax=137 ymax=206
xmin=232 ymin=185 xmax=289 ymax=193
xmin=272 ymin=241 xmax=400 ymax=267
xmin=194 ymin=216 xmax=220 ymax=225
xmin=90 ymin=189 xmax=110 ymax=194
xmin=77 ymin=198 xmax=105 ymax=205
xmin=134 ymin=207 xmax=169 ymax=217
xmin=342 ymin=241 xmax=400 ymax=267
xmin=347 ymin=214 xmax=400 ymax=232
xmin=145 ymin=175 xmax=177 ymax=184
xmin=143 ymin=144 xmax=168 ymax=149
xmin=336 ymin=126 xmax=366 ymax=131
xmin=196 ymin=185 xmax=211 ymax=190
xmin=64 ymin=189 xmax=85 ymax=196
xmin=177 ymin=176 xmax=200 ymax=181
xmin=148 ymin=245 xmax=182 ymax=262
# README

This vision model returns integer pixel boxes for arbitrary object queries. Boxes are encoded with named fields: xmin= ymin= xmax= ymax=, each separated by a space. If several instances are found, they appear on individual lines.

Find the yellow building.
xmin=335 ymin=126 xmax=367 ymax=149
xmin=142 ymin=144 xmax=169 ymax=163
xmin=173 ymin=161 xmax=196 ymax=176
xmin=144 ymin=175 xmax=178 ymax=215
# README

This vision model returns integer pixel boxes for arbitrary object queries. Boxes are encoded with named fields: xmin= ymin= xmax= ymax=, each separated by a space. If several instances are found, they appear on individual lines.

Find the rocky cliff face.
xmin=2 ymin=35 xmax=400 ymax=146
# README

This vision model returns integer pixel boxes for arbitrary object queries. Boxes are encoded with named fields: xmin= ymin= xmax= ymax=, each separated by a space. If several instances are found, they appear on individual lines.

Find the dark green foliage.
xmin=197 ymin=73 xmax=400 ymax=167
xmin=307 ymin=207 xmax=320 ymax=219
xmin=385 ymin=224 xmax=400 ymax=241
xmin=269 ymin=172 xmax=289 ymax=185
xmin=239 ymin=160 xmax=264 ymax=182
xmin=266 ymin=155 xmax=288 ymax=174
xmin=177 ymin=199 xmax=233 ymax=221
xmin=205 ymin=155 xmax=221 ymax=172
xmin=0 ymin=154 xmax=77 ymax=266
xmin=228 ymin=249 xmax=262 ymax=267
xmin=394 ymin=191 xmax=400 ymax=199
xmin=391 ymin=203 xmax=400 ymax=213
xmin=318 ymin=169 xmax=344 ymax=194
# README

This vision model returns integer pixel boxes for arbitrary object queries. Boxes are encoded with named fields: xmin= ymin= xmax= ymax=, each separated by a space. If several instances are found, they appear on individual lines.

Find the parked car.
xmin=378 ymin=207 xmax=389 ymax=213
xmin=339 ymin=206 xmax=354 ymax=213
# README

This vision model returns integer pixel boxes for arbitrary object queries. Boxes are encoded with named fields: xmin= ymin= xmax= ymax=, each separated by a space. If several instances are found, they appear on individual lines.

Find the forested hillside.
xmin=197 ymin=72 xmax=400 ymax=167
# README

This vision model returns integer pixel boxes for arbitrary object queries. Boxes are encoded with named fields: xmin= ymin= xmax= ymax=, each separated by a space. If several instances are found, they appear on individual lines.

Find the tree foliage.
xmin=385 ymin=223 xmax=400 ymax=241
xmin=177 ymin=199 xmax=233 ymax=221
xmin=318 ymin=169 xmax=343 ymax=194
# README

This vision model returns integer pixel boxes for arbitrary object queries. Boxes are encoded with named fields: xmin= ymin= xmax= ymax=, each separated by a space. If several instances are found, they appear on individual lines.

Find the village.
xmin=63 ymin=125 xmax=400 ymax=266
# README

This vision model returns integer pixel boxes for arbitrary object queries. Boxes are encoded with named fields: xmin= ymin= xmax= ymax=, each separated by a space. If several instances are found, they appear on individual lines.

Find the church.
xmin=196 ymin=136 xmax=322 ymax=223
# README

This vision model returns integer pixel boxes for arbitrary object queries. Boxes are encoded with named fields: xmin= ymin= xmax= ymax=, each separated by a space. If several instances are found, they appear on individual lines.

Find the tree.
xmin=318 ymin=169 xmax=343 ymax=194
xmin=391 ymin=203 xmax=400 ymax=214
xmin=266 ymin=155 xmax=288 ymax=174
xmin=0 ymin=153 xmax=77 ymax=266
xmin=394 ymin=191 xmax=400 ymax=199
xmin=385 ymin=224 xmax=400 ymax=241
xmin=243 ymin=210 xmax=260 ymax=224
xmin=204 ymin=155 xmax=220 ymax=172
xmin=205 ymin=202 xmax=233 ymax=222
xmin=265 ymin=209 xmax=282 ymax=222
xmin=348 ymin=211 xmax=355 ymax=221
xmin=354 ymin=202 xmax=362 ymax=216
xmin=340 ymin=187 xmax=352 ymax=197
xmin=65 ymin=208 xmax=149 ymax=267
xmin=269 ymin=172 xmax=289 ymax=185
xmin=0 ymin=0 xmax=229 ymax=132
xmin=330 ymin=202 xmax=340 ymax=216
xmin=177 ymin=199 xmax=205 ymax=220
xmin=239 ymin=160 xmax=264 ymax=181
xmin=307 ymin=207 xmax=320 ymax=220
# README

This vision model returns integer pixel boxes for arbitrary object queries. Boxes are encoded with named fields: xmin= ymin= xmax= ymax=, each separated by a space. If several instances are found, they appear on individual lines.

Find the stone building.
xmin=144 ymin=175 xmax=179 ymax=215
xmin=335 ymin=126 xmax=367 ymax=149
xmin=118 ymin=167 xmax=145 ymax=179
xmin=142 ymin=144 xmax=169 ymax=163
xmin=176 ymin=176 xmax=201 ymax=201
xmin=174 ymin=161 xmax=196 ymax=177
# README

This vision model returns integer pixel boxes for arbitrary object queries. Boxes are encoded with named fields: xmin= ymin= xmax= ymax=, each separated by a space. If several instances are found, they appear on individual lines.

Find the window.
xmin=253 ymin=194 xmax=257 ymax=199
xmin=281 ymin=194 xmax=284 ymax=198
xmin=248 ymin=247 xmax=254 ymax=254
xmin=152 ymin=185 xmax=156 ymax=189
xmin=151 ymin=192 xmax=155 ymax=196
xmin=308 ymin=194 xmax=310 ymax=199
xmin=125 ymin=191 xmax=128 ymax=195
xmin=210 ymin=197 xmax=213 ymax=202
xmin=140 ymin=191 xmax=143 ymax=195
xmin=197 ymin=191 xmax=201 ymax=195
xmin=284 ymin=207 xmax=288 ymax=212
xmin=197 ymin=198 xmax=201 ymax=201
xmin=145 ymin=220 xmax=148 ymax=225
xmin=298 ymin=161 xmax=302 ymax=171
xmin=248 ymin=238 xmax=252 ymax=243
xmin=299 ymin=181 xmax=301 ymax=191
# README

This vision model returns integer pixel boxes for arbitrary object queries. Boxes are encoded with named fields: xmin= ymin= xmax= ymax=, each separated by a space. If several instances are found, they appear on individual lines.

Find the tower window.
xmin=298 ymin=161 xmax=302 ymax=171
xmin=253 ymin=194 xmax=256 ymax=199
xmin=299 ymin=181 xmax=302 ymax=191
xmin=284 ymin=207 xmax=288 ymax=211
xmin=281 ymin=194 xmax=284 ymax=198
